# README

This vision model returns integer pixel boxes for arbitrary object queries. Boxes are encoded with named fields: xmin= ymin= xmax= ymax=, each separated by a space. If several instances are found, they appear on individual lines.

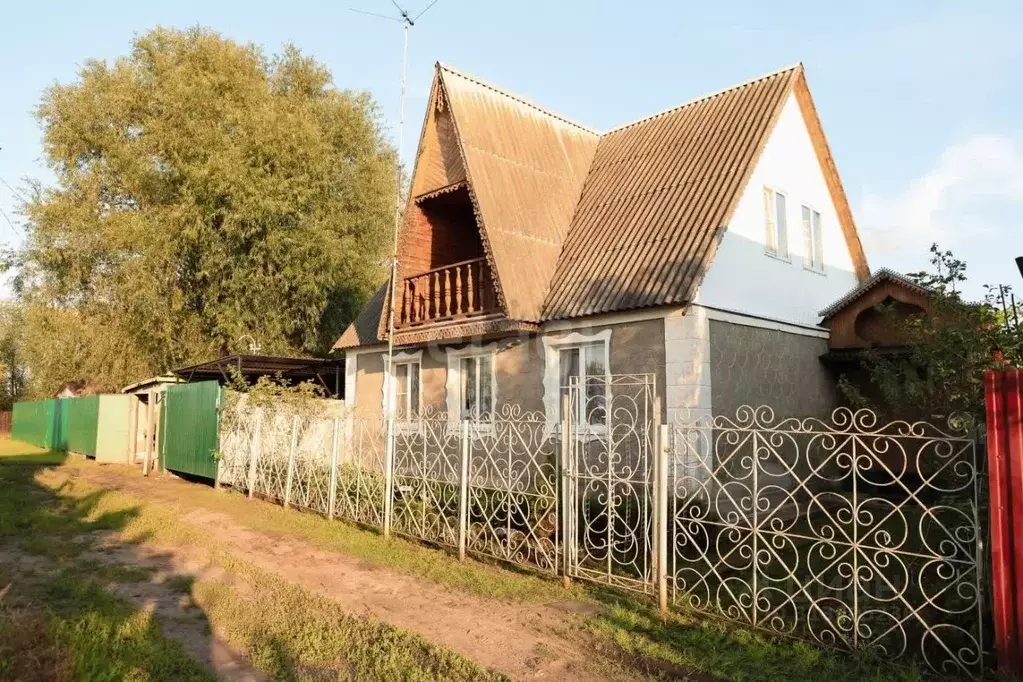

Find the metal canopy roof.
xmin=172 ymin=354 xmax=344 ymax=397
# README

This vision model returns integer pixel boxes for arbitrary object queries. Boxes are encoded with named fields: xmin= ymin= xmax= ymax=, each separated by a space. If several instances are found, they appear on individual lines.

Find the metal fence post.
xmin=283 ymin=414 xmax=299 ymax=509
xmin=657 ymin=418 xmax=669 ymax=618
xmin=560 ymin=394 xmax=572 ymax=588
xmin=328 ymin=417 xmax=340 ymax=520
xmin=247 ymin=409 xmax=262 ymax=499
xmin=458 ymin=419 xmax=470 ymax=561
xmin=383 ymin=414 xmax=395 ymax=539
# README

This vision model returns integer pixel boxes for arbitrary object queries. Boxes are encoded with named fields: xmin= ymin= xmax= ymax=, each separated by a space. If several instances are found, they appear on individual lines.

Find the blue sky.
xmin=1 ymin=0 xmax=1020 ymax=299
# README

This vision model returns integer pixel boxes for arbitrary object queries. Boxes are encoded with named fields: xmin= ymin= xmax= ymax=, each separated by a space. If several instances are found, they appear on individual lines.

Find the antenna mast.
xmin=349 ymin=0 xmax=439 ymax=538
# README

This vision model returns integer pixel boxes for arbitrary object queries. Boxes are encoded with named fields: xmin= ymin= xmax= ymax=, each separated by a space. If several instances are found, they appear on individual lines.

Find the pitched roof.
xmin=818 ymin=268 xmax=930 ymax=319
xmin=334 ymin=285 xmax=386 ymax=350
xmin=544 ymin=66 xmax=801 ymax=319
xmin=336 ymin=63 xmax=869 ymax=348
xmin=438 ymin=65 xmax=601 ymax=321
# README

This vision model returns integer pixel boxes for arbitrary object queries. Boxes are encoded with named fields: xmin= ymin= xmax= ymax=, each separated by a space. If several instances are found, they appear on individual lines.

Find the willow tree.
xmin=13 ymin=27 xmax=396 ymax=394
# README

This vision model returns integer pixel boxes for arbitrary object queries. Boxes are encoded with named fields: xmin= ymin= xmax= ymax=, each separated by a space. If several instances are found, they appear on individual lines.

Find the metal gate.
xmin=161 ymin=380 xmax=222 ymax=479
xmin=564 ymin=374 xmax=658 ymax=592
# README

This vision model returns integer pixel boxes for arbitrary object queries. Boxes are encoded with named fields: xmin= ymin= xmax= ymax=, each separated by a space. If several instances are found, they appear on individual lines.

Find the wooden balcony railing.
xmin=398 ymin=257 xmax=498 ymax=328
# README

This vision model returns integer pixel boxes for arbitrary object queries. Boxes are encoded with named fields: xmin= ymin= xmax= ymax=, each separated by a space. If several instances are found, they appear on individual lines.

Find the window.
xmin=558 ymin=341 xmax=608 ymax=426
xmin=801 ymin=205 xmax=824 ymax=271
xmin=459 ymin=354 xmax=493 ymax=421
xmin=391 ymin=361 xmax=421 ymax=421
xmin=763 ymin=187 xmax=788 ymax=258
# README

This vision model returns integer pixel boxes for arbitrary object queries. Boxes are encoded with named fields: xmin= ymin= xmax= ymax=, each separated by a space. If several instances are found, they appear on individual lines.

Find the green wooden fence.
xmin=161 ymin=381 xmax=221 ymax=479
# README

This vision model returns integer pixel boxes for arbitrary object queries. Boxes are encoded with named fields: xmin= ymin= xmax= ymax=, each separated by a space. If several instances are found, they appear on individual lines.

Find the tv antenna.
xmin=349 ymin=0 xmax=439 ymax=537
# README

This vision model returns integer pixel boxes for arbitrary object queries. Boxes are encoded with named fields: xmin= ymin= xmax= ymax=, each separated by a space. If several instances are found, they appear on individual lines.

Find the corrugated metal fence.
xmin=11 ymin=399 xmax=63 ymax=449
xmin=64 ymin=395 xmax=100 ymax=457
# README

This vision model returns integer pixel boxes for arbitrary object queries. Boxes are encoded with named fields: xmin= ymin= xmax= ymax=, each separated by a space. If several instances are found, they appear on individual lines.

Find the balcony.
xmin=397 ymin=257 xmax=499 ymax=328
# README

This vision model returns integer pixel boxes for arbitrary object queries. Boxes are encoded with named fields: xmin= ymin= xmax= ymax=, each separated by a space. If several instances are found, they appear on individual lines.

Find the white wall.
xmin=694 ymin=92 xmax=859 ymax=327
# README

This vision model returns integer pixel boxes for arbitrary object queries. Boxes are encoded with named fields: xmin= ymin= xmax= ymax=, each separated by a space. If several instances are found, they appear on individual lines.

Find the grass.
xmin=0 ymin=438 xmax=947 ymax=681
xmin=63 ymin=455 xmax=569 ymax=603
xmin=585 ymin=589 xmax=927 ymax=682
xmin=193 ymin=556 xmax=508 ymax=681
xmin=0 ymin=441 xmax=514 ymax=680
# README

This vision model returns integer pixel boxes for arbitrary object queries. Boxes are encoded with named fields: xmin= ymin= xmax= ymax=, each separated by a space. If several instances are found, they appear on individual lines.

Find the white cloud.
xmin=858 ymin=134 xmax=1023 ymax=257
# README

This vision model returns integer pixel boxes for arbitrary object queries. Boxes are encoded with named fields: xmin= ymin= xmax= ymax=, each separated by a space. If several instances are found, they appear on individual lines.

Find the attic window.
xmin=763 ymin=187 xmax=788 ymax=258
xmin=801 ymin=205 xmax=824 ymax=272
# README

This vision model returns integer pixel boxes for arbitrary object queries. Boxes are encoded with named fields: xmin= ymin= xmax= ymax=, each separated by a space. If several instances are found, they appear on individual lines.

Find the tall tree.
xmin=11 ymin=27 xmax=396 ymax=395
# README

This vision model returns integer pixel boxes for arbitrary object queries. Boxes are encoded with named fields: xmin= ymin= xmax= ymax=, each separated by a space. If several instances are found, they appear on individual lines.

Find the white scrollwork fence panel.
xmin=216 ymin=405 xmax=257 ymax=490
xmin=287 ymin=417 xmax=334 ymax=515
xmin=567 ymin=374 xmax=657 ymax=592
xmin=670 ymin=406 xmax=983 ymax=677
xmin=333 ymin=416 xmax=387 ymax=528
xmin=466 ymin=406 xmax=559 ymax=573
xmin=391 ymin=411 xmax=461 ymax=547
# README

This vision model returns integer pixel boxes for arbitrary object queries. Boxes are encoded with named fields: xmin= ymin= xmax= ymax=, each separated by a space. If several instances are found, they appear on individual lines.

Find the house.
xmin=54 ymin=381 xmax=94 ymax=399
xmin=335 ymin=62 xmax=871 ymax=428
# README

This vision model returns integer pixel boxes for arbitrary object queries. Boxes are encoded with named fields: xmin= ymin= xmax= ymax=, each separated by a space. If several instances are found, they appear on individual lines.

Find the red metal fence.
xmin=984 ymin=369 xmax=1023 ymax=674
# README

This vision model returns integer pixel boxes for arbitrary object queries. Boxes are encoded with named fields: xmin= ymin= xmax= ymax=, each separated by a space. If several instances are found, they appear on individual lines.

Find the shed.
xmin=121 ymin=375 xmax=183 ymax=465
xmin=172 ymin=354 xmax=344 ymax=398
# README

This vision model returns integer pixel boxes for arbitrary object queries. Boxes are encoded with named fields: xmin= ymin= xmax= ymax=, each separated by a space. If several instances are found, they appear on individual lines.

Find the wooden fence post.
xmin=985 ymin=369 xmax=1023 ymax=674
xmin=560 ymin=394 xmax=572 ymax=588
xmin=247 ymin=409 xmax=262 ymax=499
xmin=328 ymin=418 xmax=340 ymax=519
xmin=458 ymin=419 xmax=470 ymax=561
xmin=283 ymin=415 xmax=299 ymax=509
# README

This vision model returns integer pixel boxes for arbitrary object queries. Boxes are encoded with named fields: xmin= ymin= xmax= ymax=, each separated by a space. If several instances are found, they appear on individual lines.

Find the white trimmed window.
xmin=459 ymin=354 xmax=494 ymax=421
xmin=801 ymin=205 xmax=824 ymax=272
xmin=559 ymin=342 xmax=609 ymax=426
xmin=392 ymin=361 xmax=421 ymax=421
xmin=445 ymin=345 xmax=499 ymax=425
xmin=382 ymin=350 xmax=422 ymax=421
xmin=541 ymin=329 xmax=612 ymax=431
xmin=763 ymin=186 xmax=788 ymax=258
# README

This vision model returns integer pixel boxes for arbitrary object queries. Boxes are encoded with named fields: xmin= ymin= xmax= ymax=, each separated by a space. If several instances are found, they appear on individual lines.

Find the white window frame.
xmin=801 ymin=203 xmax=825 ymax=274
xmin=445 ymin=344 xmax=498 ymax=431
xmin=382 ymin=350 xmax=423 ymax=425
xmin=763 ymin=185 xmax=789 ymax=260
xmin=541 ymin=329 xmax=612 ymax=434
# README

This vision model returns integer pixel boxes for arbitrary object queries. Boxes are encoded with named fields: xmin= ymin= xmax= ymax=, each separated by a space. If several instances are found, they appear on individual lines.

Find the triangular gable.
xmin=543 ymin=65 xmax=869 ymax=320
xmin=439 ymin=65 xmax=601 ymax=322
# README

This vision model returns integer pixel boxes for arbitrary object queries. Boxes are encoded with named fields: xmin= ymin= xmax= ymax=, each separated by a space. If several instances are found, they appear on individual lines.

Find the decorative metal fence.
xmin=565 ymin=375 xmax=658 ymax=591
xmin=212 ymin=389 xmax=987 ymax=676
xmin=670 ymin=406 xmax=983 ymax=677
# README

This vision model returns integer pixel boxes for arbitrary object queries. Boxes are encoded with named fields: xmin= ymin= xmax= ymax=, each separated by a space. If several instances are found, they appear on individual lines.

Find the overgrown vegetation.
xmin=840 ymin=244 xmax=1022 ymax=422
xmin=6 ymin=26 xmax=396 ymax=396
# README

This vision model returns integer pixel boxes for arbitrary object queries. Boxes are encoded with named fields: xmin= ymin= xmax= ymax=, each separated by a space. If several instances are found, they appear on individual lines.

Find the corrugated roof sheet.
xmin=542 ymin=66 xmax=800 ymax=319
xmin=439 ymin=65 xmax=601 ymax=322
xmin=334 ymin=285 xmax=386 ymax=349
xmin=818 ymin=268 xmax=930 ymax=318
xmin=336 ymin=62 xmax=870 ymax=349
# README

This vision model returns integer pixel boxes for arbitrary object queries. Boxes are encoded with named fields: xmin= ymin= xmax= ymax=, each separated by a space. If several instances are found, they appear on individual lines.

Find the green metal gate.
xmin=160 ymin=381 xmax=221 ymax=479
